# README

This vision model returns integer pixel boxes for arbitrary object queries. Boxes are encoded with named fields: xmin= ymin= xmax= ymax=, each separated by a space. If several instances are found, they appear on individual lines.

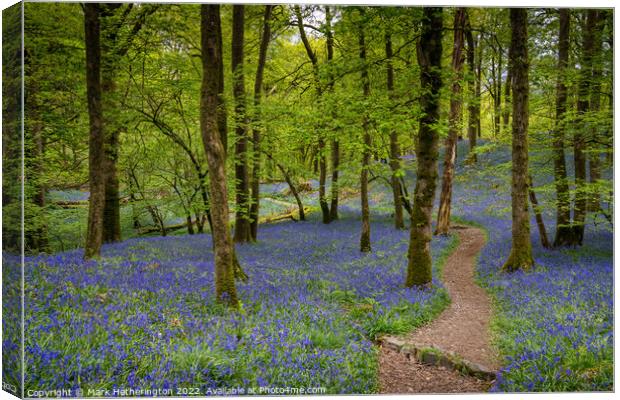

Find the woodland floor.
xmin=379 ymin=225 xmax=496 ymax=394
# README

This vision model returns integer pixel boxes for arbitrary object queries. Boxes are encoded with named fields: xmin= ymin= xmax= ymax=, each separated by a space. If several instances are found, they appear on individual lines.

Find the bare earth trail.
xmin=379 ymin=225 xmax=499 ymax=393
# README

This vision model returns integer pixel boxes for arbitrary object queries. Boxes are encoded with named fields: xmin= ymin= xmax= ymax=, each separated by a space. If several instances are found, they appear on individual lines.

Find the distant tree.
xmin=406 ymin=7 xmax=443 ymax=287
xmin=435 ymin=7 xmax=466 ymax=236
xmin=83 ymin=3 xmax=106 ymax=259
xmin=200 ymin=4 xmax=238 ymax=306
xmin=501 ymin=8 xmax=533 ymax=272
xmin=294 ymin=5 xmax=331 ymax=224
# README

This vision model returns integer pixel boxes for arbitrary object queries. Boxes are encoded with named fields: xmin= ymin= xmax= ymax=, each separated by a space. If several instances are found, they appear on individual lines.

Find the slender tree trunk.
xmin=100 ymin=8 xmax=121 ymax=243
xmin=201 ymin=4 xmax=238 ymax=306
xmin=249 ymin=5 xmax=273 ymax=240
xmin=573 ymin=10 xmax=597 ymax=245
xmin=435 ymin=8 xmax=466 ymax=236
xmin=327 ymin=6 xmax=340 ymax=222
xmin=465 ymin=15 xmax=478 ymax=163
xmin=318 ymin=137 xmax=330 ymax=223
xmin=552 ymin=9 xmax=573 ymax=247
xmin=475 ymin=33 xmax=483 ymax=138
xmin=588 ymin=11 xmax=604 ymax=213
xmin=99 ymin=4 xmax=127 ymax=244
xmin=528 ymin=176 xmax=550 ymax=249
xmin=502 ymin=8 xmax=533 ymax=272
xmin=84 ymin=4 xmax=106 ymax=260
xmin=329 ymin=139 xmax=340 ymax=221
xmin=294 ymin=5 xmax=330 ymax=224
xmin=278 ymin=164 xmax=306 ymax=221
xmin=232 ymin=5 xmax=251 ymax=243
xmin=385 ymin=32 xmax=404 ymax=229
xmin=359 ymin=16 xmax=372 ymax=253
xmin=495 ymin=47 xmax=502 ymax=136
xmin=406 ymin=7 xmax=443 ymax=287
xmin=502 ymin=67 xmax=511 ymax=133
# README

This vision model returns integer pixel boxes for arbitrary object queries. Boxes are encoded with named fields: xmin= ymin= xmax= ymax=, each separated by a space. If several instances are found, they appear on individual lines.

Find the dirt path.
xmin=379 ymin=225 xmax=498 ymax=394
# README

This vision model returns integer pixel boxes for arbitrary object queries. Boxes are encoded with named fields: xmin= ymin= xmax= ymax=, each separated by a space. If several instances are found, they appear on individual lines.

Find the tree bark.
xmin=249 ymin=5 xmax=273 ymax=241
xmin=528 ymin=175 xmax=550 ymax=249
xmin=552 ymin=9 xmax=573 ymax=247
xmin=84 ymin=4 xmax=106 ymax=260
xmin=359 ymin=13 xmax=372 ymax=253
xmin=588 ymin=10 xmax=604 ymax=213
xmin=502 ymin=8 xmax=533 ymax=272
xmin=465 ymin=14 xmax=478 ymax=163
xmin=406 ymin=7 xmax=443 ymax=287
xmin=495 ymin=45 xmax=502 ymax=137
xmin=385 ymin=32 xmax=405 ymax=230
xmin=232 ymin=5 xmax=252 ymax=243
xmin=573 ymin=10 xmax=597 ymax=245
xmin=201 ymin=4 xmax=238 ymax=306
xmin=435 ymin=8 xmax=466 ymax=236
xmin=502 ymin=66 xmax=511 ymax=133
xmin=327 ymin=6 xmax=340 ymax=222
xmin=475 ymin=34 xmax=482 ymax=138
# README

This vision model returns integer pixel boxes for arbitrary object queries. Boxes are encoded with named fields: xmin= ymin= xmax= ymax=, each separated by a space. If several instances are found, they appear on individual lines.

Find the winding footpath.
xmin=379 ymin=225 xmax=499 ymax=393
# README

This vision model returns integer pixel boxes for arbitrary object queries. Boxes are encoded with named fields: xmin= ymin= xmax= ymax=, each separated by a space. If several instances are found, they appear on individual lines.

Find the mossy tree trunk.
xmin=406 ymin=7 xmax=443 ymax=287
xmin=83 ymin=3 xmax=106 ymax=259
xmin=435 ymin=8 xmax=466 ymax=236
xmin=232 ymin=5 xmax=252 ymax=243
xmin=501 ymin=8 xmax=533 ymax=273
xmin=201 ymin=4 xmax=238 ymax=306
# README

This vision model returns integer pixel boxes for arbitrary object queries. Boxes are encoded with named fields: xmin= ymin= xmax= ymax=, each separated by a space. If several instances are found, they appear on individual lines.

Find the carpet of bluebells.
xmin=3 ymin=141 xmax=613 ymax=394
xmin=7 ymin=182 xmax=454 ymax=394
xmin=445 ymin=141 xmax=613 ymax=392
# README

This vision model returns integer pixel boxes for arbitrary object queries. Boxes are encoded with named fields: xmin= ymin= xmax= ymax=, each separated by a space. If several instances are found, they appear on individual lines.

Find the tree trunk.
xmin=249 ymin=5 xmax=273 ymax=241
xmin=502 ymin=8 xmax=533 ymax=272
xmin=435 ymin=8 xmax=466 ymax=236
xmin=327 ymin=7 xmax=340 ymax=222
xmin=495 ymin=47 xmax=502 ymax=136
xmin=359 ymin=15 xmax=372 ymax=253
xmin=318 ymin=137 xmax=330 ymax=223
xmin=476 ymin=35 xmax=482 ymax=138
xmin=295 ymin=5 xmax=331 ymax=224
xmin=588 ymin=11 xmax=604 ymax=213
xmin=573 ymin=10 xmax=597 ymax=245
xmin=232 ymin=5 xmax=252 ymax=243
xmin=465 ymin=14 xmax=478 ymax=163
xmin=385 ymin=32 xmax=404 ymax=230
xmin=84 ymin=4 xmax=106 ymax=260
xmin=502 ymin=67 xmax=511 ymax=133
xmin=329 ymin=139 xmax=340 ymax=221
xmin=406 ymin=7 xmax=443 ymax=287
xmin=201 ymin=4 xmax=238 ymax=306
xmin=528 ymin=175 xmax=550 ymax=249
xmin=552 ymin=9 xmax=573 ymax=247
